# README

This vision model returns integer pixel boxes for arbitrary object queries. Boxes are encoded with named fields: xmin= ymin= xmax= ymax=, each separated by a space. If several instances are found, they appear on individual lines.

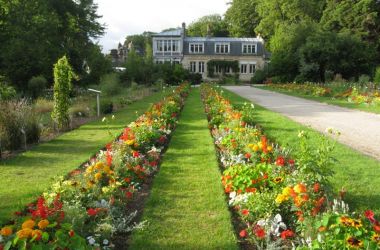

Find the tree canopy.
xmin=187 ymin=14 xmax=229 ymax=37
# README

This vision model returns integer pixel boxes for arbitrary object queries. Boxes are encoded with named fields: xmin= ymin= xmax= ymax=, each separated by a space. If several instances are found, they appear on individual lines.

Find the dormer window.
xmin=189 ymin=43 xmax=204 ymax=53
xmin=242 ymin=43 xmax=257 ymax=54
xmin=215 ymin=43 xmax=230 ymax=54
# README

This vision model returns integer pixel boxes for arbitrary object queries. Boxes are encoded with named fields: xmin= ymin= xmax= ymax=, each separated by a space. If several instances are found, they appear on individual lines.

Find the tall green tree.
xmin=187 ymin=14 xmax=229 ymax=37
xmin=225 ymin=0 xmax=261 ymax=37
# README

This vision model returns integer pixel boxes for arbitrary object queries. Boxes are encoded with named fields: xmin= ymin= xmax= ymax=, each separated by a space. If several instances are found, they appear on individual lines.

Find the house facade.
xmin=152 ymin=23 xmax=270 ymax=81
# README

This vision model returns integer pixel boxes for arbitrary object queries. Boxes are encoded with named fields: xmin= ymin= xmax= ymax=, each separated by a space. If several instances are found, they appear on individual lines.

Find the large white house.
xmin=152 ymin=23 xmax=270 ymax=81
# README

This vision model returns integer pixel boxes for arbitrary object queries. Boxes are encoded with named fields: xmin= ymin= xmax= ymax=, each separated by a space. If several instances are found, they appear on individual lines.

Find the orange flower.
xmin=38 ymin=219 xmax=49 ymax=229
xmin=16 ymin=228 xmax=33 ymax=239
xmin=0 ymin=226 xmax=13 ymax=236
xmin=294 ymin=183 xmax=307 ymax=194
xmin=31 ymin=230 xmax=43 ymax=240
xmin=95 ymin=162 xmax=103 ymax=170
xmin=94 ymin=173 xmax=102 ymax=181
xmin=22 ymin=219 xmax=35 ymax=229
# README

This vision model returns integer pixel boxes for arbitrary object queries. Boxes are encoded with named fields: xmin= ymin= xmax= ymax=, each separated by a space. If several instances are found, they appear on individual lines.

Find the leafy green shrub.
xmin=0 ymin=99 xmax=40 ymax=151
xmin=28 ymin=75 xmax=47 ymax=99
xmin=251 ymin=70 xmax=267 ymax=84
xmin=358 ymin=74 xmax=370 ymax=86
xmin=0 ymin=76 xmax=16 ymax=100
xmin=99 ymin=100 xmax=113 ymax=114
xmin=70 ymin=103 xmax=91 ymax=117
xmin=100 ymin=73 xmax=121 ymax=95
xmin=188 ymin=73 xmax=203 ymax=85
xmin=374 ymin=66 xmax=380 ymax=88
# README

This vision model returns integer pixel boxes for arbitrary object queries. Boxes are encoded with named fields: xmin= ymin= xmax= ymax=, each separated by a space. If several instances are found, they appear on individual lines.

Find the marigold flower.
xmin=282 ymin=187 xmax=292 ymax=196
xmin=294 ymin=183 xmax=307 ymax=194
xmin=16 ymin=228 xmax=33 ymax=239
xmin=252 ymin=145 xmax=259 ymax=152
xmin=275 ymin=194 xmax=287 ymax=204
xmin=103 ymin=165 xmax=111 ymax=174
xmin=254 ymin=225 xmax=266 ymax=239
xmin=94 ymin=173 xmax=102 ymax=181
xmin=276 ymin=156 xmax=285 ymax=166
xmin=241 ymin=209 xmax=249 ymax=216
xmin=0 ymin=226 xmax=13 ymax=236
xmin=340 ymin=216 xmax=354 ymax=227
xmin=31 ymin=229 xmax=43 ymax=240
xmin=273 ymin=177 xmax=284 ymax=184
xmin=38 ymin=219 xmax=49 ymax=229
xmin=22 ymin=219 xmax=35 ymax=229
xmin=95 ymin=162 xmax=103 ymax=170
xmin=86 ymin=165 xmax=94 ymax=174
xmin=267 ymin=145 xmax=273 ymax=152
xmin=313 ymin=183 xmax=320 ymax=193
xmin=125 ymin=139 xmax=135 ymax=146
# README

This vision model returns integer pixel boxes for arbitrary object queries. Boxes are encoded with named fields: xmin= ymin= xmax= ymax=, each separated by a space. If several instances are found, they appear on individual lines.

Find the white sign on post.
xmin=88 ymin=88 xmax=102 ymax=117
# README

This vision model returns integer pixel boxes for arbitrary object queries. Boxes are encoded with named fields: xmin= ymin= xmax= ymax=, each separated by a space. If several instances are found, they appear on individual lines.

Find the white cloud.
xmin=93 ymin=0 xmax=230 ymax=53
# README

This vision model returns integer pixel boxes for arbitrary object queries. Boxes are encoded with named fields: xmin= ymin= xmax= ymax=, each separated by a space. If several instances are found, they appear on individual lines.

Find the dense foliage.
xmin=222 ymin=0 xmax=380 ymax=82
xmin=0 ymin=0 xmax=110 ymax=90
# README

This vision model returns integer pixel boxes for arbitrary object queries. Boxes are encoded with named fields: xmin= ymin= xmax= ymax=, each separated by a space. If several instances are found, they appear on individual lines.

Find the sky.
xmin=94 ymin=0 xmax=230 ymax=53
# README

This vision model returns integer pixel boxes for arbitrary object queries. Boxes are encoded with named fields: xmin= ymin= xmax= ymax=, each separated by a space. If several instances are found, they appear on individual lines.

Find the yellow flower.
xmin=252 ymin=144 xmax=259 ymax=152
xmin=16 ymin=228 xmax=33 ymax=239
xmin=267 ymin=145 xmax=273 ymax=152
xmin=95 ymin=162 xmax=103 ymax=170
xmin=275 ymin=194 xmax=288 ymax=204
xmin=38 ymin=219 xmax=49 ymax=229
xmin=282 ymin=187 xmax=292 ymax=196
xmin=125 ymin=139 xmax=135 ymax=146
xmin=103 ymin=165 xmax=111 ymax=174
xmin=95 ymin=172 xmax=102 ymax=181
xmin=294 ymin=183 xmax=307 ymax=194
xmin=273 ymin=177 xmax=283 ymax=184
xmin=248 ymin=143 xmax=254 ymax=148
xmin=22 ymin=219 xmax=35 ymax=229
xmin=86 ymin=165 xmax=94 ymax=174
xmin=0 ymin=226 xmax=13 ymax=236
xmin=258 ymin=142 xmax=263 ymax=149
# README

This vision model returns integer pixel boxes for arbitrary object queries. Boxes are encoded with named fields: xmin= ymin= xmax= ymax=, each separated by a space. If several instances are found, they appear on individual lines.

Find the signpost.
xmin=88 ymin=88 xmax=102 ymax=117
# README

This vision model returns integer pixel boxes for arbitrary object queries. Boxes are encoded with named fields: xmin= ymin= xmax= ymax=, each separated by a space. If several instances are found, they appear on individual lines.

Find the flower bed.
xmin=0 ymin=83 xmax=190 ymax=249
xmin=201 ymin=83 xmax=380 ymax=249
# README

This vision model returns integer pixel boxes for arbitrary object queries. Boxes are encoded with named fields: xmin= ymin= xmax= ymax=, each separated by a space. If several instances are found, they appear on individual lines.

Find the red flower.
xmin=241 ymin=209 xmax=250 ymax=216
xmin=254 ymin=225 xmax=266 ymax=239
xmin=159 ymin=135 xmax=166 ymax=144
xmin=149 ymin=161 xmax=158 ymax=167
xmin=280 ymin=230 xmax=294 ymax=239
xmin=313 ymin=183 xmax=320 ymax=193
xmin=239 ymin=229 xmax=247 ymax=238
xmin=69 ymin=230 xmax=75 ymax=237
xmin=106 ymin=151 xmax=112 ymax=166
xmin=126 ymin=192 xmax=133 ymax=199
xmin=132 ymin=151 xmax=140 ymax=158
xmin=87 ymin=208 xmax=98 ymax=216
xmin=245 ymin=153 xmax=251 ymax=159
xmin=276 ymin=156 xmax=285 ymax=166
xmin=374 ymin=222 xmax=380 ymax=232
xmin=0 ymin=244 xmax=4 ymax=250
xmin=288 ymin=159 xmax=295 ymax=165
xmin=14 ymin=211 xmax=22 ymax=216
xmin=364 ymin=210 xmax=376 ymax=223
xmin=124 ymin=177 xmax=131 ymax=183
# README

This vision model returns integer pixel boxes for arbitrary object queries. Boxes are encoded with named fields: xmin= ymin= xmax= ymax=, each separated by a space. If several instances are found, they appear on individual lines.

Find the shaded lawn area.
xmin=223 ymin=89 xmax=380 ymax=214
xmin=258 ymin=85 xmax=380 ymax=115
xmin=129 ymin=88 xmax=238 ymax=250
xmin=0 ymin=91 xmax=164 ymax=224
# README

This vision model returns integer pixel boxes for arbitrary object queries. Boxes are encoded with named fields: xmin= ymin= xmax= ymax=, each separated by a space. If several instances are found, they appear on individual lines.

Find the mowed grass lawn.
xmin=223 ymin=89 xmax=380 ymax=214
xmin=129 ymin=88 xmax=238 ymax=250
xmin=259 ymin=85 xmax=380 ymax=115
xmin=0 ymin=91 xmax=163 ymax=224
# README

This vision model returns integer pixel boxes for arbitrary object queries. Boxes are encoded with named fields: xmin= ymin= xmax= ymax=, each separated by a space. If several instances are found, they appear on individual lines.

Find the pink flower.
xmin=239 ymin=229 xmax=247 ymax=238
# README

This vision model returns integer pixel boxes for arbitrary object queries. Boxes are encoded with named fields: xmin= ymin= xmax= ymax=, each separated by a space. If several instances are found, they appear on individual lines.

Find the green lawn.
xmin=129 ymin=88 xmax=238 ymax=250
xmin=0 ymin=91 xmax=163 ymax=224
xmin=223 ymin=89 xmax=380 ymax=214
xmin=259 ymin=85 xmax=380 ymax=114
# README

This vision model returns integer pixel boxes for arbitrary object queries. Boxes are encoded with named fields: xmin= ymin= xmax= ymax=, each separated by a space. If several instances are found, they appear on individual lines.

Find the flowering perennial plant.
xmin=200 ymin=84 xmax=379 ymax=249
xmin=0 ymin=83 xmax=190 ymax=249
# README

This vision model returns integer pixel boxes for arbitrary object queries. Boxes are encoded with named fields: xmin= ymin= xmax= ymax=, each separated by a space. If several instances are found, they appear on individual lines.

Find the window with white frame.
xmin=240 ymin=64 xmax=248 ymax=74
xmin=198 ymin=62 xmax=205 ymax=73
xmin=249 ymin=64 xmax=256 ymax=74
xmin=215 ymin=43 xmax=230 ymax=54
xmin=215 ymin=65 xmax=222 ymax=74
xmin=242 ymin=43 xmax=257 ymax=54
xmin=156 ymin=40 xmax=180 ymax=52
xmin=190 ymin=61 xmax=197 ymax=73
xmin=189 ymin=43 xmax=204 ymax=53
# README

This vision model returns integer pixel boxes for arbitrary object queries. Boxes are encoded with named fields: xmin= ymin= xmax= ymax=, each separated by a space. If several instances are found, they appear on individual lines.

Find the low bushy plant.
xmin=374 ymin=66 xmax=380 ymax=89
xmin=34 ymin=98 xmax=54 ymax=114
xmin=100 ymin=73 xmax=122 ymax=96
xmin=251 ymin=70 xmax=267 ymax=84
xmin=28 ymin=76 xmax=47 ymax=99
xmin=99 ymin=100 xmax=113 ymax=114
xmin=0 ymin=76 xmax=16 ymax=100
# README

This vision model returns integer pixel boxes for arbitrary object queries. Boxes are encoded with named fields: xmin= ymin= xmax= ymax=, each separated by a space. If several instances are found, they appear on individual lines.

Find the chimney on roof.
xmin=206 ymin=24 xmax=211 ymax=38
xmin=182 ymin=22 xmax=186 ymax=38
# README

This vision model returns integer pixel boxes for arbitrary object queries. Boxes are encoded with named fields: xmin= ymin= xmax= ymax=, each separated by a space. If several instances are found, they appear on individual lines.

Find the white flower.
xmin=325 ymin=127 xmax=334 ymax=134
xmin=112 ymin=115 xmax=115 ymax=120
xmin=0 ymin=235 xmax=4 ymax=243
xmin=298 ymin=130 xmax=305 ymax=138
xmin=251 ymin=104 xmax=255 ymax=109
xmin=87 ymin=236 xmax=96 ymax=245
xmin=102 ymin=117 xmax=107 ymax=122
xmin=103 ymin=239 xmax=109 ymax=245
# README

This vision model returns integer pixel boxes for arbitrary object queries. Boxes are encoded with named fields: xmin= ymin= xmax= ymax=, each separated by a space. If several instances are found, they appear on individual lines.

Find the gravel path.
xmin=225 ymin=86 xmax=380 ymax=161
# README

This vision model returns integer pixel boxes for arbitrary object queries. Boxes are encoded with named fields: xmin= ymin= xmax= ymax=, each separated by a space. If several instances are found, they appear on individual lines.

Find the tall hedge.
xmin=51 ymin=56 xmax=74 ymax=130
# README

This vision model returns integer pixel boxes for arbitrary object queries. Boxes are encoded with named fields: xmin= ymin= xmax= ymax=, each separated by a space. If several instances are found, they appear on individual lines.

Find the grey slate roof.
xmin=153 ymin=28 xmax=182 ymax=37
xmin=184 ymin=37 xmax=262 ymax=43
